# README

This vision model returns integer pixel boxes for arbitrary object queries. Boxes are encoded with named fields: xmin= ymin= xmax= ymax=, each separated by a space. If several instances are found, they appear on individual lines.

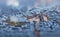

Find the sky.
xmin=0 ymin=0 xmax=60 ymax=8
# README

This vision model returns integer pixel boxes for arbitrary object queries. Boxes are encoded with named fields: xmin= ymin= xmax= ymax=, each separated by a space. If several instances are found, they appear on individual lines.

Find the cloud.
xmin=6 ymin=0 xmax=19 ymax=7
